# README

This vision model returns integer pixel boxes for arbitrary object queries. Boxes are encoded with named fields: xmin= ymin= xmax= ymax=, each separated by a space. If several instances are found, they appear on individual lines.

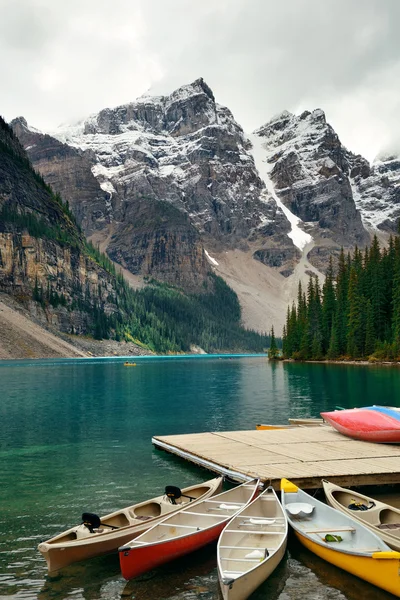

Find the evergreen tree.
xmin=392 ymin=256 xmax=400 ymax=355
xmin=364 ymin=299 xmax=375 ymax=357
xmin=268 ymin=326 xmax=280 ymax=359
xmin=327 ymin=315 xmax=339 ymax=359
xmin=365 ymin=235 xmax=385 ymax=340
xmin=347 ymin=267 xmax=365 ymax=358
xmin=335 ymin=248 xmax=350 ymax=355
xmin=322 ymin=256 xmax=336 ymax=354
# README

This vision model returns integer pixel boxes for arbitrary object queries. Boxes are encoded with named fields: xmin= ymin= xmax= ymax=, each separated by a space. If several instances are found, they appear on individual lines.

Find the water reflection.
xmin=284 ymin=362 xmax=400 ymax=419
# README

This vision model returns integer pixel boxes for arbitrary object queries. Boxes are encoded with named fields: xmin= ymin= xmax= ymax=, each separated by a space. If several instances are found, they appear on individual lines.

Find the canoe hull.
xmin=39 ymin=525 xmax=150 ymax=573
xmin=295 ymin=530 xmax=400 ymax=597
xmin=281 ymin=478 xmax=400 ymax=597
xmin=218 ymin=486 xmax=288 ymax=600
xmin=321 ymin=406 xmax=400 ymax=442
xmin=120 ymin=521 xmax=226 ymax=580
xmin=38 ymin=477 xmax=222 ymax=573
xmin=119 ymin=479 xmax=260 ymax=581
xmin=323 ymin=479 xmax=400 ymax=552
xmin=220 ymin=543 xmax=287 ymax=600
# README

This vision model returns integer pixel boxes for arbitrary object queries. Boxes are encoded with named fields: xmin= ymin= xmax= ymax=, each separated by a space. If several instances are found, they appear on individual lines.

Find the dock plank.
xmin=153 ymin=427 xmax=400 ymax=489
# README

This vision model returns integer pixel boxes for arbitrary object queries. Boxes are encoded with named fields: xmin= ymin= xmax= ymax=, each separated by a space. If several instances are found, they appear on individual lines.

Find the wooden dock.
xmin=152 ymin=426 xmax=400 ymax=489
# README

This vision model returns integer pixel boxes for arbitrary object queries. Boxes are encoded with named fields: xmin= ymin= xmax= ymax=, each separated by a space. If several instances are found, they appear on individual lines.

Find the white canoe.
xmin=119 ymin=479 xmax=260 ymax=580
xmin=38 ymin=476 xmax=222 ymax=573
xmin=323 ymin=479 xmax=400 ymax=552
xmin=217 ymin=486 xmax=288 ymax=600
xmin=281 ymin=478 xmax=400 ymax=597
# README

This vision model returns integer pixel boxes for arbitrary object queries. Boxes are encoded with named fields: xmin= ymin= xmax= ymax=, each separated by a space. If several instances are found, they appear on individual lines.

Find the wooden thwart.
xmin=304 ymin=527 xmax=356 ymax=534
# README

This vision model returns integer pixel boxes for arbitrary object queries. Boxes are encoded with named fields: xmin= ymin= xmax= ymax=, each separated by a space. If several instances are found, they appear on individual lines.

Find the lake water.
xmin=1 ymin=356 xmax=400 ymax=600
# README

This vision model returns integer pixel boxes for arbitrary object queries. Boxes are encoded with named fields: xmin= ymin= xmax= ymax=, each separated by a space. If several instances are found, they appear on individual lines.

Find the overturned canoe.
xmin=321 ymin=406 xmax=400 ymax=442
xmin=217 ymin=485 xmax=287 ymax=600
xmin=119 ymin=479 xmax=260 ymax=581
xmin=38 ymin=476 xmax=222 ymax=573
xmin=281 ymin=478 xmax=400 ymax=597
xmin=323 ymin=479 xmax=400 ymax=552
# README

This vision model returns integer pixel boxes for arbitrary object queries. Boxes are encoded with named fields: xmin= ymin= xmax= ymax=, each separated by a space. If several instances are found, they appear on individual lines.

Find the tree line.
xmin=282 ymin=235 xmax=400 ymax=361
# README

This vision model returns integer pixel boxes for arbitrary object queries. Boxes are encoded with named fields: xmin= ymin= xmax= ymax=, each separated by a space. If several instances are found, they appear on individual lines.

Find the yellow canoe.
xmin=281 ymin=478 xmax=400 ymax=597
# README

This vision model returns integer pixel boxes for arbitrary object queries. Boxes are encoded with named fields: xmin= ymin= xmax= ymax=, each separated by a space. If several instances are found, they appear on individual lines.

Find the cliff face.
xmin=348 ymin=152 xmax=400 ymax=233
xmin=12 ymin=78 xmax=293 ymax=284
xmin=11 ymin=117 xmax=109 ymax=234
xmin=0 ymin=117 xmax=121 ymax=335
xmin=254 ymin=109 xmax=371 ymax=269
xmin=11 ymin=78 xmax=400 ymax=326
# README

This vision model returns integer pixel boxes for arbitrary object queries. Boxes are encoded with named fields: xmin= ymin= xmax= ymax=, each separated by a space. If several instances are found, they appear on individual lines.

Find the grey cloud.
xmin=1 ymin=0 xmax=400 ymax=159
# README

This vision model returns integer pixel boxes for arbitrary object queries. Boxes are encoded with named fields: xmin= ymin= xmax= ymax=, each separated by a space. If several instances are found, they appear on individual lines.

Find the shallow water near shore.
xmin=1 ymin=356 xmax=400 ymax=599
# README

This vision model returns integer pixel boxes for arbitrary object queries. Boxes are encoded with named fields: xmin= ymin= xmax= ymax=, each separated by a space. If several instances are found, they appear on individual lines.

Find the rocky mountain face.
xmin=253 ymin=109 xmax=371 ymax=270
xmin=348 ymin=152 xmax=400 ymax=233
xmin=12 ymin=78 xmax=294 ymax=288
xmin=10 ymin=78 xmax=400 ymax=330
xmin=0 ymin=117 xmax=123 ymax=336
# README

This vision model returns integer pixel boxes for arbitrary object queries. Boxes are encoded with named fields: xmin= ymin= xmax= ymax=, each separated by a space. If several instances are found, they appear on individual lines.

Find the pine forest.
xmin=282 ymin=235 xmax=400 ymax=362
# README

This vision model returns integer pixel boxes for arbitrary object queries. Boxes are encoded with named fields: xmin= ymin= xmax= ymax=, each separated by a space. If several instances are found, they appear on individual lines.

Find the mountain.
xmin=11 ymin=78 xmax=400 ymax=334
xmin=0 ymin=115 xmax=271 ymax=356
xmin=0 ymin=116 xmax=139 ymax=345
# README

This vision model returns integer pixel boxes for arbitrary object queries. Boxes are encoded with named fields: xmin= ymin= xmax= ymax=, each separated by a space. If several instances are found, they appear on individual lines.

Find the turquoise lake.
xmin=1 ymin=356 xmax=400 ymax=600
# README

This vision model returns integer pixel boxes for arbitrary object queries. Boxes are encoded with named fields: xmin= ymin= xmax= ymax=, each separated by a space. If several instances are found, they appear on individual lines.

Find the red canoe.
xmin=118 ymin=478 xmax=260 ymax=580
xmin=321 ymin=406 xmax=400 ymax=443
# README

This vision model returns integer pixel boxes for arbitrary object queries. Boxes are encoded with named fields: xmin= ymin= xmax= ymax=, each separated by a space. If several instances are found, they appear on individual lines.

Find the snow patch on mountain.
xmin=248 ymin=133 xmax=312 ymax=251
xmin=204 ymin=250 xmax=219 ymax=266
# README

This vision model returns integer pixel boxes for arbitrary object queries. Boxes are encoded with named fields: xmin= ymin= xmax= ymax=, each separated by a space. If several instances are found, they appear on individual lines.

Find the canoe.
xmin=321 ymin=405 xmax=400 ymax=442
xmin=217 ymin=485 xmax=288 ymax=600
xmin=255 ymin=424 xmax=297 ymax=430
xmin=38 ymin=476 xmax=223 ymax=573
xmin=256 ymin=419 xmax=324 ymax=430
xmin=281 ymin=478 xmax=400 ymax=597
xmin=288 ymin=418 xmax=324 ymax=426
xmin=322 ymin=479 xmax=400 ymax=552
xmin=119 ymin=478 xmax=260 ymax=581
xmin=124 ymin=362 xmax=136 ymax=366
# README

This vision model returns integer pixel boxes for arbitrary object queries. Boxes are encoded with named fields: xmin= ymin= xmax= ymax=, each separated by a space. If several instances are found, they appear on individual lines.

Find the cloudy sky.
xmin=1 ymin=0 xmax=399 ymax=161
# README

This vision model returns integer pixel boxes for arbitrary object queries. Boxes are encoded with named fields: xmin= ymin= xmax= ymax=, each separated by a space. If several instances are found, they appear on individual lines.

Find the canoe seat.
xmin=245 ymin=548 xmax=268 ymax=559
xmin=221 ymin=572 xmax=243 ymax=581
xmin=377 ymin=523 xmax=400 ymax=530
xmin=286 ymin=503 xmax=314 ymax=516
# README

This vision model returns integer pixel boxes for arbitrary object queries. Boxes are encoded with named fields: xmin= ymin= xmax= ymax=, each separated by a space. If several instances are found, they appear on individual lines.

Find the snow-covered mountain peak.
xmin=166 ymin=77 xmax=215 ymax=106
xmin=54 ymin=78 xmax=219 ymax=140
